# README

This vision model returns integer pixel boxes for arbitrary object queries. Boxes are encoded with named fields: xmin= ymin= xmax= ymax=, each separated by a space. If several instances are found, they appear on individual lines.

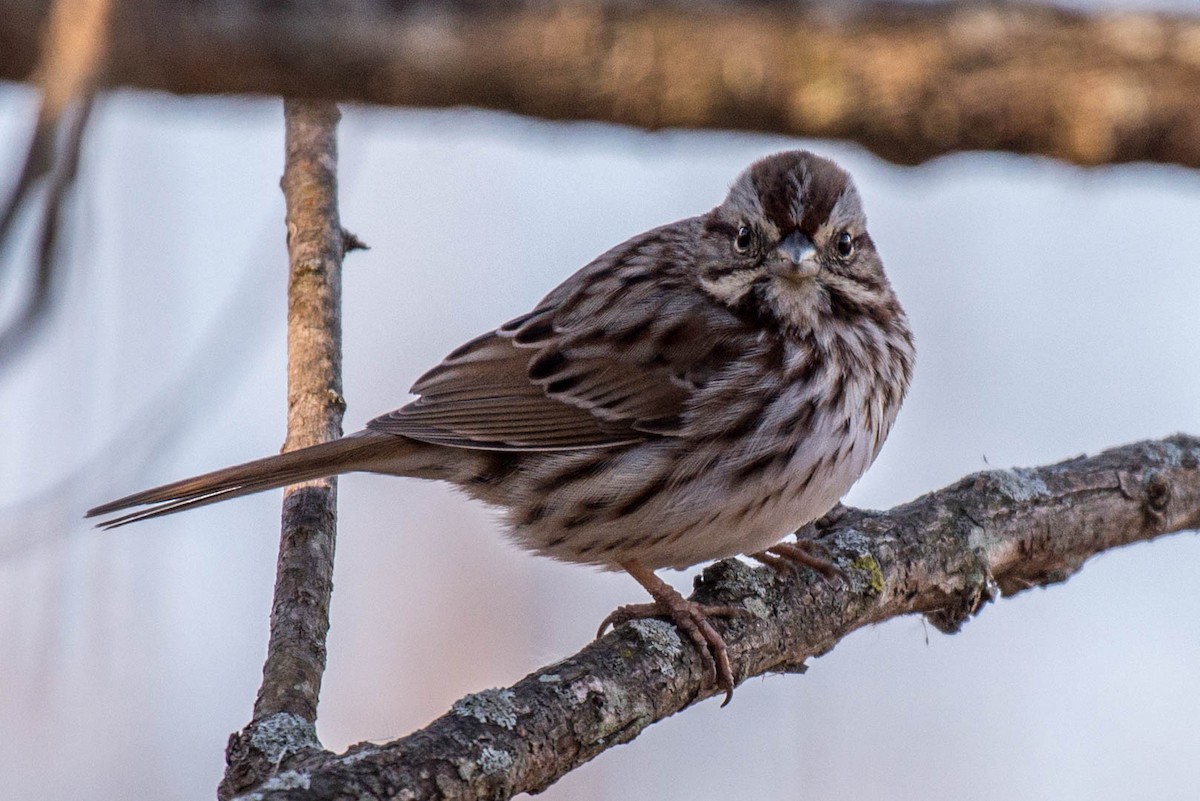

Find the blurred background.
xmin=2 ymin=2 xmax=1199 ymax=798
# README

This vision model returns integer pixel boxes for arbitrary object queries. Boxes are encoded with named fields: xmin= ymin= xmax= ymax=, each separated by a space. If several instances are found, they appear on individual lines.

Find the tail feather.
xmin=87 ymin=432 xmax=412 ymax=529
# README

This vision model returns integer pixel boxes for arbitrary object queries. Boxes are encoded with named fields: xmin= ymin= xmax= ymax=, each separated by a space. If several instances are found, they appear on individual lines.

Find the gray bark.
xmin=219 ymin=99 xmax=352 ymax=801
xmin=224 ymin=435 xmax=1200 ymax=801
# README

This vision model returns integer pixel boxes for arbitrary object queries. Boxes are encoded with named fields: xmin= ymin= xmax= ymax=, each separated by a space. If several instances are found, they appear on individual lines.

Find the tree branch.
xmin=219 ymin=99 xmax=350 ymax=801
xmin=224 ymin=434 xmax=1199 ymax=801
xmin=4 ymin=1 xmax=1200 ymax=168
xmin=0 ymin=0 xmax=110 ymax=369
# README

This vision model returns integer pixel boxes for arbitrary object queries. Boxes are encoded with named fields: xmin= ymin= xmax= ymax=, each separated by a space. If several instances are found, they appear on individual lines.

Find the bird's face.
xmin=697 ymin=151 xmax=889 ymax=333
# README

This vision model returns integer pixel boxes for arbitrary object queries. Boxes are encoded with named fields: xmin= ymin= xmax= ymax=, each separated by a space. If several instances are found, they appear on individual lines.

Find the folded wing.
xmin=367 ymin=224 xmax=752 ymax=452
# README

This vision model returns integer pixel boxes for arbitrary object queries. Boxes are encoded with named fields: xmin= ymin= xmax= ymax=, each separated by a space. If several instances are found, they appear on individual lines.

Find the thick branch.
xmin=4 ymin=1 xmax=1200 ymax=167
xmin=228 ymin=434 xmax=1199 ymax=801
xmin=219 ymin=100 xmax=348 ymax=801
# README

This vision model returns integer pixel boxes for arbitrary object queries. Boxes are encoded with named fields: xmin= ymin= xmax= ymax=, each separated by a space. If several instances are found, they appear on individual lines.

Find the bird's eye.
xmin=836 ymin=231 xmax=854 ymax=258
xmin=734 ymin=226 xmax=754 ymax=253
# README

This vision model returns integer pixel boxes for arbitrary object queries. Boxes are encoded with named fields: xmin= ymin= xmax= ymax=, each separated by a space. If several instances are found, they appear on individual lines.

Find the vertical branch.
xmin=219 ymin=99 xmax=347 ymax=801
xmin=256 ymin=99 xmax=346 ymax=721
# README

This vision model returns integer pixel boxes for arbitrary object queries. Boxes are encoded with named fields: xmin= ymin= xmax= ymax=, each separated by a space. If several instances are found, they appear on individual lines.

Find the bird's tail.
xmin=86 ymin=431 xmax=436 ymax=529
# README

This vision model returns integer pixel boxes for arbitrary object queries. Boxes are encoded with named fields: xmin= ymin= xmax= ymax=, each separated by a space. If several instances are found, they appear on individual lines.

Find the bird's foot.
xmin=600 ymin=561 xmax=748 ymax=706
xmin=597 ymin=598 xmax=746 ymax=706
xmin=750 ymin=539 xmax=844 ymax=581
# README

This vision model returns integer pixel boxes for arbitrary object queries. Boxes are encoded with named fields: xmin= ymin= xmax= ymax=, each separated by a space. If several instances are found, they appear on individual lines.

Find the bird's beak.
xmin=768 ymin=230 xmax=819 ymax=281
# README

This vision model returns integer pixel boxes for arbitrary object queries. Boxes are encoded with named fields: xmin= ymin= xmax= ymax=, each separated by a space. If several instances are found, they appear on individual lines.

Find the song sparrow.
xmin=89 ymin=150 xmax=914 ymax=702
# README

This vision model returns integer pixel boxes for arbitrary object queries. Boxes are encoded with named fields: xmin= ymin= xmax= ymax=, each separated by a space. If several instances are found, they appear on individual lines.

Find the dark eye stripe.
xmin=703 ymin=260 xmax=764 ymax=280
xmin=703 ymin=219 xmax=739 ymax=238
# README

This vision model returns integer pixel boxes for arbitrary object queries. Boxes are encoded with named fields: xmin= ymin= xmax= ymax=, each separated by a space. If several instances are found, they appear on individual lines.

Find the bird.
xmin=88 ymin=150 xmax=914 ymax=703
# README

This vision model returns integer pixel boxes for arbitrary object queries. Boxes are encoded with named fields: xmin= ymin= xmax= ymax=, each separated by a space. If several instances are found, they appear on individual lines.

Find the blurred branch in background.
xmin=0 ymin=0 xmax=110 ymax=368
xmin=3 ymin=0 xmax=1200 ymax=169
xmin=0 ymin=223 xmax=278 ymax=557
xmin=219 ymin=100 xmax=358 ymax=801
xmin=223 ymin=435 xmax=1200 ymax=801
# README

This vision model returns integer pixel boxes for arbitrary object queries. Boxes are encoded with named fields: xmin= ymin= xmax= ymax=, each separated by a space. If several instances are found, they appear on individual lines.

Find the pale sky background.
xmin=1 ymin=16 xmax=1199 ymax=799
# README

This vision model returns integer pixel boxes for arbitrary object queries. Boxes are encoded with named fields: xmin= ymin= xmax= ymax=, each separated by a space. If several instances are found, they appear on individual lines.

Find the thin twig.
xmin=219 ymin=99 xmax=348 ymax=801
xmin=226 ymin=435 xmax=1198 ymax=801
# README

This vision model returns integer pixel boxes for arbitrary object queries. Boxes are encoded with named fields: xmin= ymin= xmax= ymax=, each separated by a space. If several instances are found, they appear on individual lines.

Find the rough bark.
xmin=223 ymin=434 xmax=1199 ymax=801
xmin=219 ymin=99 xmax=350 ymax=801
xmin=3 ymin=1 xmax=1200 ymax=168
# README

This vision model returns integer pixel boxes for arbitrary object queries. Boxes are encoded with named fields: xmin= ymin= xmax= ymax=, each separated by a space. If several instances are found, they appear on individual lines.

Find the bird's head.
xmin=698 ymin=150 xmax=891 ymax=333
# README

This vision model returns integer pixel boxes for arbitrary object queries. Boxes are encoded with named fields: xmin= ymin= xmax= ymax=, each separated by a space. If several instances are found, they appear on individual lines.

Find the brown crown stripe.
xmin=750 ymin=151 xmax=848 ymax=237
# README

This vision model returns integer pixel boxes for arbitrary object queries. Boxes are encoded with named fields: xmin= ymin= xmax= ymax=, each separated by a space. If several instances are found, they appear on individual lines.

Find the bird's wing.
xmin=367 ymin=221 xmax=758 ymax=451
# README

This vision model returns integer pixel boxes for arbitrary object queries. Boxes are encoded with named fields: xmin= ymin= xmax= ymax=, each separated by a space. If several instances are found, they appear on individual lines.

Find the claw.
xmin=751 ymin=538 xmax=845 ymax=581
xmin=748 ymin=550 xmax=794 ymax=574
xmin=771 ymin=541 xmax=845 ymax=579
xmin=600 ymin=561 xmax=748 ymax=705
